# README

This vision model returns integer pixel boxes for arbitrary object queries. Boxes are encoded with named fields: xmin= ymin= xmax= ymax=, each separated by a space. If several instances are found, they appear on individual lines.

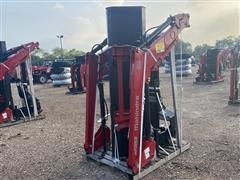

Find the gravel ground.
xmin=0 ymin=67 xmax=239 ymax=180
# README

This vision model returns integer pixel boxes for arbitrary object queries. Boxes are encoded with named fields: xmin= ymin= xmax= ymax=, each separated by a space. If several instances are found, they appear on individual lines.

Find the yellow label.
xmin=155 ymin=41 xmax=165 ymax=53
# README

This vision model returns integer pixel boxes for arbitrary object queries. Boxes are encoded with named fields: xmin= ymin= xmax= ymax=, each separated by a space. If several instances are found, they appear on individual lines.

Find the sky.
xmin=0 ymin=0 xmax=239 ymax=52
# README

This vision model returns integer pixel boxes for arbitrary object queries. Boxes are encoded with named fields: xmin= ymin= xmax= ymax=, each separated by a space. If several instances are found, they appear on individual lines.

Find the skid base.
xmin=193 ymin=79 xmax=224 ymax=85
xmin=0 ymin=114 xmax=45 ymax=128
xmin=86 ymin=141 xmax=190 ymax=179
xmin=65 ymin=91 xmax=86 ymax=95
xmin=66 ymin=89 xmax=86 ymax=95
xmin=228 ymin=100 xmax=240 ymax=105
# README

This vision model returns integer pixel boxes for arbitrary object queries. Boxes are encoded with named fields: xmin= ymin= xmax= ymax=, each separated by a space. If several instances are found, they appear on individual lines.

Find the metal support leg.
xmin=25 ymin=58 xmax=38 ymax=117
xmin=170 ymin=47 xmax=182 ymax=148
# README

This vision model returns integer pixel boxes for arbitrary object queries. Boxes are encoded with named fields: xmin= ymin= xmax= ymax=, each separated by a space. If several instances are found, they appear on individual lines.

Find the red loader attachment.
xmin=0 ymin=41 xmax=44 ymax=127
xmin=84 ymin=6 xmax=190 ymax=179
xmin=229 ymin=43 xmax=240 ymax=104
xmin=195 ymin=48 xmax=231 ymax=84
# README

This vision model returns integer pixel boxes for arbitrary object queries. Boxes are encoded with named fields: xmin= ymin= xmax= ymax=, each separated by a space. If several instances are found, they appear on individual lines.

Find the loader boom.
xmin=0 ymin=42 xmax=39 ymax=80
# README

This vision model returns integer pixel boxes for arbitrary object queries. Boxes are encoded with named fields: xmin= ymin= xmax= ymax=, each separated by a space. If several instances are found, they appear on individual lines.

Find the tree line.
xmin=32 ymin=35 xmax=240 ymax=65
xmin=31 ymin=47 xmax=85 ymax=65
xmin=175 ymin=35 xmax=240 ymax=57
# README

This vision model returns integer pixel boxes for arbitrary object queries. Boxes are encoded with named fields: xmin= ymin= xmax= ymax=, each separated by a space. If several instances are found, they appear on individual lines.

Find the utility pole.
xmin=57 ymin=35 xmax=64 ymax=60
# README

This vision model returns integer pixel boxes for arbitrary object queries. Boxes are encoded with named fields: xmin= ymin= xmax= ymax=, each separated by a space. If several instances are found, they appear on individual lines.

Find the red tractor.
xmin=32 ymin=65 xmax=52 ymax=84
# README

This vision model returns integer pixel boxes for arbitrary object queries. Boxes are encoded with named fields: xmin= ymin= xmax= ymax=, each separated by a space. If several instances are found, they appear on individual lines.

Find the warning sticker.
xmin=144 ymin=147 xmax=150 ymax=159
xmin=2 ymin=112 xmax=7 ymax=119
xmin=155 ymin=40 xmax=165 ymax=53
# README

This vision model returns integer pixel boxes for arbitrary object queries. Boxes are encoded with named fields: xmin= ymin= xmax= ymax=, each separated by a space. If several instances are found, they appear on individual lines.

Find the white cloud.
xmin=54 ymin=3 xmax=65 ymax=10
xmin=54 ymin=1 xmax=238 ymax=51
xmin=141 ymin=1 xmax=238 ymax=47
xmin=96 ymin=0 xmax=125 ymax=8
xmin=65 ymin=16 xmax=106 ymax=51
xmin=104 ymin=0 xmax=125 ymax=5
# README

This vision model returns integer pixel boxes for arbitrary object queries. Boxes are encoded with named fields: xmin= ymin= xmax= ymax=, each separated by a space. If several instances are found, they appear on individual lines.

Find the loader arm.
xmin=0 ymin=42 xmax=39 ymax=80
xmin=144 ymin=13 xmax=190 ymax=78
xmin=128 ymin=13 xmax=190 ymax=171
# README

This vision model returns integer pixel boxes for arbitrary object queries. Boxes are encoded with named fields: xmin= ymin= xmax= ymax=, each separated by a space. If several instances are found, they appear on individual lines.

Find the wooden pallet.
xmin=86 ymin=141 xmax=190 ymax=179
xmin=0 ymin=114 xmax=45 ymax=128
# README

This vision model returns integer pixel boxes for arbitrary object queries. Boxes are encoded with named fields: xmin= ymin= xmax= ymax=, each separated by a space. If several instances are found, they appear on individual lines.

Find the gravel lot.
xmin=0 ymin=67 xmax=239 ymax=180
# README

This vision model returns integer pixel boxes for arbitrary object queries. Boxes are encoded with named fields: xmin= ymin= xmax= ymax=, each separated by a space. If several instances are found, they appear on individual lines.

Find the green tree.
xmin=65 ymin=49 xmax=85 ymax=59
xmin=52 ymin=47 xmax=67 ymax=59
xmin=31 ymin=49 xmax=45 ymax=65
xmin=193 ymin=44 xmax=212 ymax=57
xmin=51 ymin=48 xmax=85 ymax=59
xmin=175 ymin=40 xmax=192 ymax=54
xmin=43 ymin=52 xmax=57 ymax=61
xmin=32 ymin=48 xmax=56 ymax=61
xmin=215 ymin=36 xmax=240 ymax=49
xmin=30 ymin=47 xmax=85 ymax=65
xmin=31 ymin=54 xmax=43 ymax=65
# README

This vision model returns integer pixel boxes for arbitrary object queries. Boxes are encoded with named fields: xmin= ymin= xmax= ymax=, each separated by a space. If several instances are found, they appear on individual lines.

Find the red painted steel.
xmin=197 ymin=49 xmax=231 ymax=82
xmin=0 ymin=42 xmax=39 ymax=123
xmin=84 ymin=53 xmax=98 ymax=153
xmin=128 ymin=50 xmax=146 ymax=171
xmin=112 ymin=46 xmax=131 ymax=130
xmin=70 ymin=65 xmax=77 ymax=90
xmin=0 ymin=42 xmax=39 ymax=80
xmin=84 ymin=13 xmax=190 ymax=173
xmin=215 ymin=49 xmax=231 ymax=80
xmin=80 ymin=63 xmax=87 ymax=91
xmin=229 ymin=48 xmax=239 ymax=102
xmin=0 ymin=107 xmax=12 ymax=123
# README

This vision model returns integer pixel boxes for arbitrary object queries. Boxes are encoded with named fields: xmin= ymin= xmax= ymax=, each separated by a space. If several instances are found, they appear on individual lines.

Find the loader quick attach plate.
xmin=0 ymin=114 xmax=45 ymax=128
xmin=86 ymin=141 xmax=190 ymax=179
